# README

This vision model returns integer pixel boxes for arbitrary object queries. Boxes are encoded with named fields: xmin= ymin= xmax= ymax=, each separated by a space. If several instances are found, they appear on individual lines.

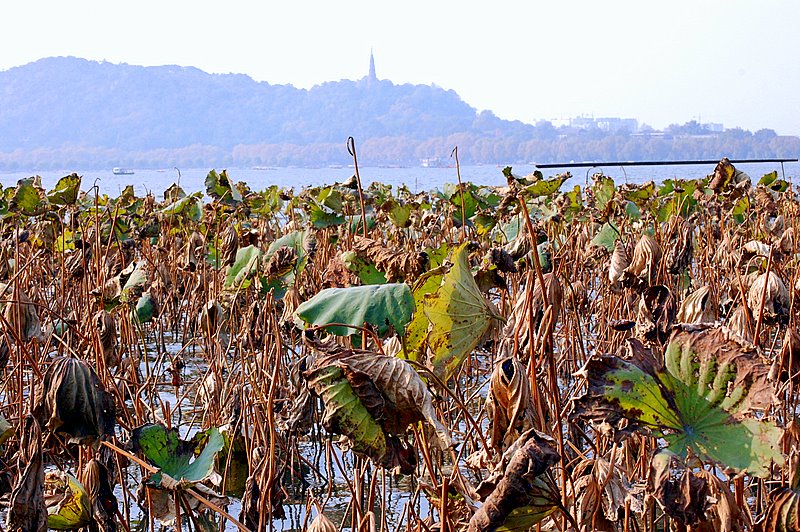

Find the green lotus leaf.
xmin=305 ymin=363 xmax=387 ymax=462
xmin=131 ymin=423 xmax=225 ymax=488
xmin=341 ymin=250 xmax=387 ymax=285
xmin=402 ymin=266 xmax=447 ymax=360
xmin=224 ymin=245 xmax=262 ymax=289
xmin=573 ymin=324 xmax=783 ymax=477
xmin=523 ymin=174 xmax=568 ymax=197
xmin=11 ymin=178 xmax=46 ymax=216
xmin=590 ymin=222 xmax=619 ymax=251
xmin=317 ymin=186 xmax=343 ymax=213
xmin=160 ymin=192 xmax=202 ymax=222
xmin=294 ymin=283 xmax=413 ymax=338
xmin=205 ymin=169 xmax=242 ymax=204
xmin=309 ymin=204 xmax=345 ymax=228
xmin=47 ymin=173 xmax=81 ymax=206
xmin=134 ymin=292 xmax=158 ymax=323
xmin=592 ymin=175 xmax=616 ymax=213
xmin=730 ymin=195 xmax=750 ymax=224
xmin=758 ymin=170 xmax=778 ymax=187
xmin=424 ymin=243 xmax=502 ymax=380
xmin=384 ymin=199 xmax=412 ymax=228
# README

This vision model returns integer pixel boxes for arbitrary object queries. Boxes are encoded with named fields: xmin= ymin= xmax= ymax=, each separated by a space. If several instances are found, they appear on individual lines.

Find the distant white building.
xmin=702 ymin=122 xmax=723 ymax=133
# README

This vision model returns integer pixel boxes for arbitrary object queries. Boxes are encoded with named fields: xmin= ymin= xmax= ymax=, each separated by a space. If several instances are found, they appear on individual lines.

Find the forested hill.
xmin=0 ymin=56 xmax=531 ymax=150
xmin=0 ymin=57 xmax=798 ymax=170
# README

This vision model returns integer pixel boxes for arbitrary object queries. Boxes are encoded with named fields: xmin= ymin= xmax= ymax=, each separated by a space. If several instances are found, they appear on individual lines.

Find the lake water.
xmin=1 ymin=160 xmax=798 ymax=197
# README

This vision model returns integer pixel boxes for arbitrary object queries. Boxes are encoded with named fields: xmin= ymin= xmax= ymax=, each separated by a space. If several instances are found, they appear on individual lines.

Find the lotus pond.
xmin=0 ymin=159 xmax=799 ymax=531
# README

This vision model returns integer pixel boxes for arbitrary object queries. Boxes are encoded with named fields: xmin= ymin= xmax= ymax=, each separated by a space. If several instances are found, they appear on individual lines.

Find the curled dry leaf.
xmin=666 ymin=220 xmax=693 ymax=275
xmin=608 ymin=239 xmax=629 ymax=286
xmin=44 ymin=471 xmax=91 ymax=530
xmin=351 ymin=236 xmax=428 ymax=282
xmin=623 ymin=233 xmax=662 ymax=287
xmin=469 ymin=429 xmax=561 ymax=532
xmin=502 ymin=272 xmax=562 ymax=357
xmin=747 ymin=270 xmax=789 ymax=324
xmin=304 ymin=344 xmax=451 ymax=473
xmin=649 ymin=450 xmax=709 ymax=527
xmin=184 ymin=230 xmax=205 ymax=271
xmin=572 ymin=456 xmax=643 ymax=532
xmin=33 ymin=357 xmax=116 ymax=445
xmin=219 ymin=223 xmax=239 ymax=267
xmin=80 ymin=458 xmax=118 ymax=532
xmin=7 ymin=416 xmax=47 ymax=532
xmin=635 ymin=285 xmax=676 ymax=343
xmin=573 ymin=324 xmax=782 ymax=477
xmin=676 ymin=285 xmax=716 ymax=324
xmin=565 ymin=280 xmax=588 ymax=311
xmin=263 ymin=245 xmax=297 ymax=280
xmin=727 ymin=304 xmax=754 ymax=343
xmin=93 ymin=310 xmax=118 ymax=368
xmin=486 ymin=357 xmax=536 ymax=453
xmin=489 ymin=247 xmax=517 ymax=273
xmin=696 ymin=469 xmax=745 ymax=532
xmin=0 ymin=282 xmax=43 ymax=342
xmin=307 ymin=508 xmax=337 ymax=532
xmin=769 ymin=327 xmax=800 ymax=384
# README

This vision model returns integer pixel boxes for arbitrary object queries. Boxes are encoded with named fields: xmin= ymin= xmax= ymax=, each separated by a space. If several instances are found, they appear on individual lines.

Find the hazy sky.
xmin=4 ymin=1 xmax=799 ymax=135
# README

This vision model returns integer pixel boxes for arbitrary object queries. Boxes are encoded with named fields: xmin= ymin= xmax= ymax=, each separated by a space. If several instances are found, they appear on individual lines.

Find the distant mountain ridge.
xmin=1 ymin=57 xmax=797 ymax=170
xmin=0 ymin=56 xmax=532 ymax=151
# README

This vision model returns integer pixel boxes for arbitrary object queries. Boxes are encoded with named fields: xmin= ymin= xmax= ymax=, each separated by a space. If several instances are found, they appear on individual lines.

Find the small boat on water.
xmin=112 ymin=167 xmax=134 ymax=175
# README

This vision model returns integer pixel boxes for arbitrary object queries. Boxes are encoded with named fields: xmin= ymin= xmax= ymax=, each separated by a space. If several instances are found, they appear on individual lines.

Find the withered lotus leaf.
xmin=573 ymin=324 xmax=782 ymax=477
xmin=649 ymin=450 xmax=709 ymax=527
xmin=351 ymin=236 xmax=428 ymax=282
xmin=304 ymin=344 xmax=452 ymax=473
xmin=33 ymin=357 xmax=116 ymax=445
xmin=676 ymin=285 xmax=715 ymax=324
xmin=307 ymin=509 xmax=338 ymax=532
xmin=747 ymin=270 xmax=789 ymax=324
xmin=0 ymin=282 xmax=43 ymax=342
xmin=44 ymin=471 xmax=91 ymax=530
xmin=608 ymin=239 xmax=629 ymax=286
xmin=623 ymin=233 xmax=662 ymax=287
xmin=7 ymin=416 xmax=47 ymax=531
xmin=469 ymin=429 xmax=561 ymax=532
xmin=486 ymin=357 xmax=536 ymax=453
xmin=80 ymin=458 xmax=117 ymax=532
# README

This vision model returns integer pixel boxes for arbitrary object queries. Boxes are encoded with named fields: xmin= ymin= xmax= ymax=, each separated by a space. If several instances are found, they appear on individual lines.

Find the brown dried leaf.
xmin=623 ymin=233 xmax=662 ymax=287
xmin=769 ymin=327 xmax=800 ymax=384
xmin=33 ymin=357 xmax=116 ymax=445
xmin=0 ymin=282 xmax=43 ymax=342
xmin=649 ymin=450 xmax=709 ymax=526
xmin=486 ymin=357 xmax=536 ymax=453
xmin=635 ymin=285 xmax=676 ymax=343
xmin=219 ymin=224 xmax=239 ymax=267
xmin=93 ymin=310 xmax=119 ymax=368
xmin=351 ymin=236 xmax=428 ymax=282
xmin=677 ymin=285 xmax=715 ymax=324
xmin=747 ymin=271 xmax=789 ymax=324
xmin=695 ymin=470 xmax=744 ymax=532
xmin=308 ymin=343 xmax=452 ymax=449
xmin=469 ymin=430 xmax=561 ymax=532
xmin=80 ymin=458 xmax=118 ymax=532
xmin=666 ymin=220 xmax=693 ymax=275
xmin=6 ymin=416 xmax=47 ymax=532
xmin=263 ymin=245 xmax=297 ymax=280
xmin=609 ymin=239 xmax=629 ymax=286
